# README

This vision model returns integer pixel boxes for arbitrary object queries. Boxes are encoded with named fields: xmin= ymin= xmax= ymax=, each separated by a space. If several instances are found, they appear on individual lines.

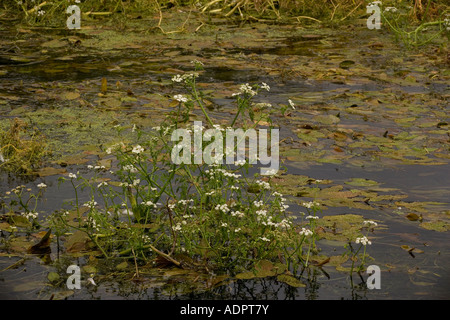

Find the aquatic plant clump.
xmin=0 ymin=118 xmax=49 ymax=175
xmin=0 ymin=68 xmax=377 ymax=287
xmin=44 ymin=67 xmax=325 ymax=275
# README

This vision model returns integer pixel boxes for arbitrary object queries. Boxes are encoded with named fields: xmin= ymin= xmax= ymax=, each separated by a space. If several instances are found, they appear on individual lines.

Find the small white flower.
xmin=302 ymin=201 xmax=319 ymax=209
xmin=256 ymin=210 xmax=267 ymax=217
xmin=234 ymin=228 xmax=241 ymax=233
xmin=384 ymin=6 xmax=397 ymax=12
xmin=87 ymin=277 xmax=96 ymax=286
xmin=239 ymin=83 xmax=257 ymax=96
xmin=168 ymin=203 xmax=176 ymax=210
xmin=171 ymin=74 xmax=184 ymax=83
xmin=122 ymin=164 xmax=138 ymax=173
xmin=68 ymin=173 xmax=77 ymax=179
xmin=83 ymin=200 xmax=98 ymax=208
xmin=190 ymin=59 xmax=204 ymax=66
xmin=288 ymin=99 xmax=295 ymax=109
xmin=234 ymin=160 xmax=247 ymax=166
xmin=132 ymin=145 xmax=144 ymax=154
xmin=261 ymin=82 xmax=270 ymax=91
xmin=231 ymin=210 xmax=245 ymax=218
xmin=355 ymin=236 xmax=372 ymax=246
xmin=37 ymin=183 xmax=47 ymax=188
xmin=264 ymin=169 xmax=278 ymax=176
xmin=259 ymin=236 xmax=270 ymax=242
xmin=215 ymin=203 xmax=230 ymax=213
xmin=254 ymin=200 xmax=263 ymax=208
xmin=221 ymin=222 xmax=228 ymax=227
xmin=256 ymin=180 xmax=271 ymax=190
xmin=299 ymin=228 xmax=313 ymax=237
xmin=306 ymin=215 xmax=319 ymax=220
xmin=363 ymin=220 xmax=378 ymax=227
xmin=173 ymin=94 xmax=188 ymax=103
xmin=97 ymin=182 xmax=108 ymax=188
xmin=23 ymin=211 xmax=38 ymax=220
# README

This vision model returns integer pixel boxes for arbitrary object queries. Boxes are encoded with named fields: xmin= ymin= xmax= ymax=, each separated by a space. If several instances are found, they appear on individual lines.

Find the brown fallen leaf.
xmin=28 ymin=229 xmax=52 ymax=254
xmin=36 ymin=167 xmax=67 ymax=177
xmin=405 ymin=213 xmax=422 ymax=221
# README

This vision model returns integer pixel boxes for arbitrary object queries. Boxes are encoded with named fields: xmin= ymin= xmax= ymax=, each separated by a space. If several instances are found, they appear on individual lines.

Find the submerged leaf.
xmin=276 ymin=274 xmax=306 ymax=287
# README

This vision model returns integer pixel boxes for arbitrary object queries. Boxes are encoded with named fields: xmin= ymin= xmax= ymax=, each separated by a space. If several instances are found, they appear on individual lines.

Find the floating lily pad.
xmin=276 ymin=274 xmax=306 ymax=287
xmin=345 ymin=178 xmax=379 ymax=187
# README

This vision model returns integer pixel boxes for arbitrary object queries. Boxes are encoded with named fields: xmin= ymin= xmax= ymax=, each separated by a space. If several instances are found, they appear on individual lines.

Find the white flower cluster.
xmin=83 ymin=200 xmax=98 ymax=208
xmin=37 ymin=183 xmax=47 ymax=188
xmin=363 ymin=220 xmax=378 ymax=227
xmin=263 ymin=169 xmax=278 ymax=176
xmin=119 ymin=179 xmax=140 ymax=187
xmin=87 ymin=165 xmax=106 ymax=170
xmin=173 ymin=94 xmax=188 ymax=103
xmin=256 ymin=209 xmax=267 ymax=217
xmin=105 ymin=142 xmax=125 ymax=155
xmin=260 ymin=215 xmax=291 ymax=229
xmin=178 ymin=199 xmax=195 ymax=206
xmin=173 ymin=223 xmax=182 ymax=231
xmin=132 ymin=145 xmax=144 ymax=154
xmin=205 ymin=167 xmax=241 ymax=179
xmin=261 ymin=82 xmax=270 ymax=91
xmin=299 ymin=228 xmax=313 ymax=237
xmin=254 ymin=200 xmax=264 ymax=208
xmin=5 ymin=185 xmax=25 ymax=195
xmin=255 ymin=180 xmax=271 ymax=190
xmin=122 ymin=164 xmax=138 ymax=173
xmin=355 ymin=236 xmax=372 ymax=246
xmin=384 ymin=6 xmax=397 ymax=12
xmin=367 ymin=1 xmax=382 ymax=8
xmin=143 ymin=200 xmax=160 ymax=208
xmin=23 ymin=211 xmax=38 ymax=220
xmin=232 ymin=83 xmax=257 ymax=97
xmin=444 ymin=16 xmax=450 ymax=31
xmin=171 ymin=73 xmax=199 ymax=83
xmin=252 ymin=102 xmax=272 ymax=109
xmin=215 ymin=203 xmax=230 ymax=213
xmin=190 ymin=59 xmax=204 ymax=66
xmin=302 ymin=201 xmax=320 ymax=209
xmin=231 ymin=210 xmax=245 ymax=218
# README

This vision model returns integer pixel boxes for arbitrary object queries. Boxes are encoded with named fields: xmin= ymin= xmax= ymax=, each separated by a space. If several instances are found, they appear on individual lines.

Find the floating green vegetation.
xmin=0 ymin=118 xmax=49 ymax=175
